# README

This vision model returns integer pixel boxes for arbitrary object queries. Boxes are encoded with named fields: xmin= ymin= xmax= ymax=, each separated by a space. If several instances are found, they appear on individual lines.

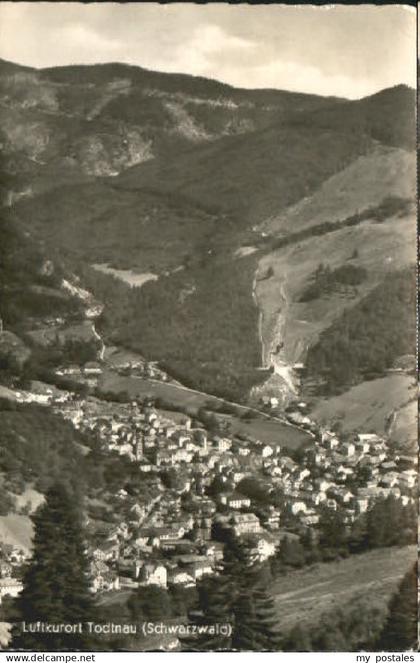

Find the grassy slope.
xmin=260 ymin=145 xmax=415 ymax=235
xmin=271 ymin=545 xmax=416 ymax=631
xmin=0 ymin=514 xmax=33 ymax=553
xmin=255 ymin=212 xmax=416 ymax=368
xmin=252 ymin=155 xmax=416 ymax=416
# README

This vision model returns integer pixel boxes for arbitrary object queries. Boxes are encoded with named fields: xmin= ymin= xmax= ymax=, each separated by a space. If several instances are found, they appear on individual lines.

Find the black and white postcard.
xmin=0 ymin=2 xmax=416 ymax=654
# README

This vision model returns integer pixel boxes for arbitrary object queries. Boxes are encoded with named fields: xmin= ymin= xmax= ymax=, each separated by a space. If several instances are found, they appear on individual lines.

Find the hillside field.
xmin=310 ymin=374 xmax=416 ymax=440
xmin=0 ymin=514 xmax=33 ymax=553
xmin=271 ymin=545 xmax=416 ymax=631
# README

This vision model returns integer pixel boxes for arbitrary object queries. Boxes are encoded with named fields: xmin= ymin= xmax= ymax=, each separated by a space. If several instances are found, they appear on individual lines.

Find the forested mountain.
xmin=0 ymin=399 xmax=103 ymax=501
xmin=0 ymin=216 xmax=83 ymax=331
xmin=1 ymin=58 xmax=416 ymax=403
xmin=287 ymin=85 xmax=415 ymax=150
xmin=0 ymin=55 xmax=416 ymax=654
xmin=0 ymin=56 xmax=340 ymax=199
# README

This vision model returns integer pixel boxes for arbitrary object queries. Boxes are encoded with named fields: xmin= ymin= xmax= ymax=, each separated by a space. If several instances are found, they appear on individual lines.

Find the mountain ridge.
xmin=1 ymin=57 xmax=416 ymax=408
xmin=0 ymin=56 xmax=345 ymax=103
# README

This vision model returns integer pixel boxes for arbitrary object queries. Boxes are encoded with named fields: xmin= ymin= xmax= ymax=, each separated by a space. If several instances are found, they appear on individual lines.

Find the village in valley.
xmin=0 ymin=7 xmax=416 ymax=648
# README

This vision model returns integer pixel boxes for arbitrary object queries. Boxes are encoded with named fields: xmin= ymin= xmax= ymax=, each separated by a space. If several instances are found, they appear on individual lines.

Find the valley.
xmin=0 ymin=57 xmax=415 ymax=416
xmin=0 ymin=52 xmax=416 ymax=652
xmin=0 ymin=56 xmax=415 ymax=448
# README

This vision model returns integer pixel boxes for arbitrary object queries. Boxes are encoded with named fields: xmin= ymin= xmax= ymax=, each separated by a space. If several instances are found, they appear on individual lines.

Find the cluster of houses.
xmin=54 ymin=361 xmax=103 ymax=388
xmin=44 ymin=396 xmax=294 ymax=592
xmin=1 ymin=375 xmax=416 ymax=603
xmin=265 ymin=428 xmax=417 ymax=528
xmin=44 ymin=393 xmax=415 ymax=597
xmin=51 ymin=344 xmax=173 ymax=389
xmin=0 ymin=544 xmax=26 ymax=605
xmin=103 ymin=345 xmax=171 ymax=382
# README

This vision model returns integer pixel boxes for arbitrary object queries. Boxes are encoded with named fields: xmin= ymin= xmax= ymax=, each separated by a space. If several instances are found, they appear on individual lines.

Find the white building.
xmin=0 ymin=578 xmax=23 ymax=604
xmin=139 ymin=563 xmax=168 ymax=588
xmin=290 ymin=501 xmax=307 ymax=515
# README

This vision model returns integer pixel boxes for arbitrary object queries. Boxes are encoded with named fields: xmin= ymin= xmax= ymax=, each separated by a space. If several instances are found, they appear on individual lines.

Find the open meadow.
xmin=271 ymin=545 xmax=416 ymax=631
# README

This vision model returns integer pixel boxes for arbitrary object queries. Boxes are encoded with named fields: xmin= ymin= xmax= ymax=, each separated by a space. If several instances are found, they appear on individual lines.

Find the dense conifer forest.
xmin=306 ymin=268 xmax=416 ymax=392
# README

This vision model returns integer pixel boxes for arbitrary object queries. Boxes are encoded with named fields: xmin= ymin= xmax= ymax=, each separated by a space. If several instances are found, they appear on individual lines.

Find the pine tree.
xmin=378 ymin=563 xmax=418 ymax=651
xmin=366 ymin=496 xmax=407 ymax=549
xmin=315 ymin=627 xmax=348 ymax=651
xmin=183 ymin=574 xmax=233 ymax=651
xmin=314 ymin=614 xmax=348 ymax=651
xmin=348 ymin=515 xmax=369 ymax=554
xmin=183 ymin=534 xmax=242 ymax=651
xmin=250 ymin=583 xmax=281 ymax=651
xmin=231 ymin=592 xmax=258 ymax=650
xmin=300 ymin=528 xmax=321 ymax=564
xmin=12 ymin=484 xmax=96 ymax=651
xmin=185 ymin=536 xmax=281 ymax=652
xmin=318 ymin=506 xmax=347 ymax=554
xmin=230 ymin=545 xmax=280 ymax=651
xmin=276 ymin=536 xmax=305 ymax=568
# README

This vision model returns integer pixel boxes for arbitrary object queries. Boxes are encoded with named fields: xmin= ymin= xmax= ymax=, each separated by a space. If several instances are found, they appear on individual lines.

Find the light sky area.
xmin=0 ymin=3 xmax=415 ymax=99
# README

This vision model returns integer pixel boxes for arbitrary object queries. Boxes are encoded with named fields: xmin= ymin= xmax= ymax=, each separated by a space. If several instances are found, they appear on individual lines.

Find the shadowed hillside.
xmin=287 ymin=85 xmax=415 ymax=150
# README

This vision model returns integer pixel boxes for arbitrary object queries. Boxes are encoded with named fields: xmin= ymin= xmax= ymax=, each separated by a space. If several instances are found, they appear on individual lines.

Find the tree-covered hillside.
xmin=0 ymin=400 xmax=103 ymax=500
xmin=84 ymin=253 xmax=268 ymax=402
xmin=289 ymin=85 xmax=415 ymax=150
xmin=0 ymin=216 xmax=83 ymax=331
xmin=4 ymin=58 xmax=416 ymax=404
xmin=306 ymin=268 xmax=416 ymax=392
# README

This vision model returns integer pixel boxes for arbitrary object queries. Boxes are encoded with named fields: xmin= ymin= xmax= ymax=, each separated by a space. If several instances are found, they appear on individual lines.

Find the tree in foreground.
xmin=12 ymin=483 xmax=96 ymax=651
xmin=127 ymin=585 xmax=172 ymax=622
xmin=184 ymin=535 xmax=280 ymax=651
xmin=183 ymin=574 xmax=233 ymax=651
xmin=283 ymin=624 xmax=313 ymax=652
xmin=232 ymin=580 xmax=280 ymax=651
